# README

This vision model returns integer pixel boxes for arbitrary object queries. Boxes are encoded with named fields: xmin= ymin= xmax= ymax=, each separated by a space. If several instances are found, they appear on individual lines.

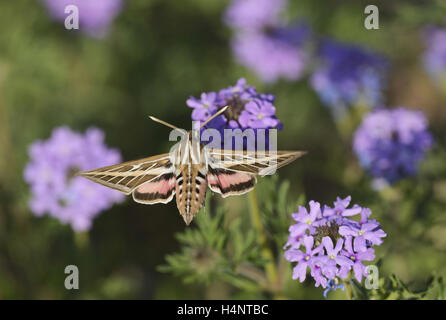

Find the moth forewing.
xmin=205 ymin=149 xmax=306 ymax=177
xmin=258 ymin=151 xmax=307 ymax=176
xmin=78 ymin=154 xmax=172 ymax=195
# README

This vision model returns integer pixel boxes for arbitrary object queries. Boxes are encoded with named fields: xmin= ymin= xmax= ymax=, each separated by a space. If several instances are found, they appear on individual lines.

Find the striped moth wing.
xmin=206 ymin=149 xmax=307 ymax=176
xmin=205 ymin=149 xmax=306 ymax=197
xmin=78 ymin=153 xmax=177 ymax=204
xmin=132 ymin=172 xmax=176 ymax=204
xmin=207 ymin=167 xmax=256 ymax=198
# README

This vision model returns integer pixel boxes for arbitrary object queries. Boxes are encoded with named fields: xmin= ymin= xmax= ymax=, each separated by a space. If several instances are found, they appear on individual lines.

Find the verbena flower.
xmin=310 ymin=40 xmax=388 ymax=117
xmin=24 ymin=126 xmax=125 ymax=231
xmin=284 ymin=235 xmax=323 ymax=282
xmin=231 ymin=26 xmax=309 ymax=83
xmin=41 ymin=0 xmax=123 ymax=38
xmin=224 ymin=0 xmax=310 ymax=83
xmin=318 ymin=237 xmax=353 ymax=279
xmin=353 ymin=107 xmax=433 ymax=184
xmin=284 ymin=196 xmax=386 ymax=289
xmin=339 ymin=236 xmax=375 ymax=282
xmin=187 ymin=78 xmax=282 ymax=149
xmin=422 ymin=27 xmax=446 ymax=89
xmin=224 ymin=0 xmax=287 ymax=31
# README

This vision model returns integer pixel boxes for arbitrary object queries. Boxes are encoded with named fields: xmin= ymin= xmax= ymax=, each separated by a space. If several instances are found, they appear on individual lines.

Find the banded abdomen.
xmin=175 ymin=164 xmax=207 ymax=225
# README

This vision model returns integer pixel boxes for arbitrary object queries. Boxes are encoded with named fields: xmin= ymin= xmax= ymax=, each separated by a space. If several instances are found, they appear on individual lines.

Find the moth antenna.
xmin=148 ymin=116 xmax=179 ymax=131
xmin=199 ymin=106 xmax=229 ymax=129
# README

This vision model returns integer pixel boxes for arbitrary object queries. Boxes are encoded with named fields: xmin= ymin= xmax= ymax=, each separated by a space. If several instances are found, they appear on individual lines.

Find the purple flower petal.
xmin=357 ymin=248 xmax=375 ymax=261
xmin=353 ymin=262 xmax=365 ymax=282
xmin=353 ymin=236 xmax=367 ymax=252
xmin=284 ymin=249 xmax=304 ymax=262
xmin=293 ymin=261 xmax=308 ymax=282
xmin=322 ymin=237 xmax=334 ymax=253
xmin=339 ymin=226 xmax=356 ymax=237
xmin=303 ymin=235 xmax=314 ymax=253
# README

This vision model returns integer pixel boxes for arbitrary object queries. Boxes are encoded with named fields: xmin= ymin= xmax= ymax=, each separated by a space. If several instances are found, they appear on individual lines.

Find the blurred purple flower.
xmin=187 ymin=78 xmax=282 ymax=150
xmin=353 ymin=107 xmax=433 ymax=184
xmin=231 ymin=30 xmax=309 ymax=83
xmin=422 ymin=27 xmax=446 ymax=88
xmin=284 ymin=196 xmax=385 ymax=289
xmin=224 ymin=0 xmax=287 ymax=31
xmin=24 ymin=126 xmax=125 ymax=231
xmin=225 ymin=0 xmax=310 ymax=83
xmin=310 ymin=40 xmax=388 ymax=117
xmin=41 ymin=0 xmax=123 ymax=38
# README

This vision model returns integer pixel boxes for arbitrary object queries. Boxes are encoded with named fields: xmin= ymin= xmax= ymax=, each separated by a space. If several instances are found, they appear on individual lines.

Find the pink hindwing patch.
xmin=207 ymin=167 xmax=256 ymax=198
xmin=132 ymin=173 xmax=176 ymax=204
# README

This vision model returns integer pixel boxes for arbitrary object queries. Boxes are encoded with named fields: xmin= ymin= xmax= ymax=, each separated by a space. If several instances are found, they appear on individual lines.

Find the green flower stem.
xmin=343 ymin=279 xmax=353 ymax=300
xmin=74 ymin=231 xmax=89 ymax=250
xmin=248 ymin=190 xmax=279 ymax=293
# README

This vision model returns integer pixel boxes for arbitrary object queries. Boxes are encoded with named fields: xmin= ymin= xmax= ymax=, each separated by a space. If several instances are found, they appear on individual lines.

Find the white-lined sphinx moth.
xmin=79 ymin=108 xmax=306 ymax=225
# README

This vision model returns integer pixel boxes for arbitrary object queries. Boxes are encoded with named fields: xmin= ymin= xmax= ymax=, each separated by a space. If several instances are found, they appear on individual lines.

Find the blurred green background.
xmin=0 ymin=0 xmax=445 ymax=299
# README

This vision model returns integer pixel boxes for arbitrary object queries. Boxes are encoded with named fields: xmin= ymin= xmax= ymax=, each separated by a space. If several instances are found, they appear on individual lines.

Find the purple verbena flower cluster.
xmin=24 ymin=126 xmax=125 ymax=231
xmin=284 ymin=196 xmax=386 ymax=289
xmin=310 ymin=40 xmax=388 ymax=117
xmin=422 ymin=27 xmax=446 ymax=89
xmin=41 ymin=0 xmax=123 ymax=38
xmin=224 ymin=0 xmax=310 ymax=83
xmin=187 ymin=78 xmax=282 ymax=149
xmin=353 ymin=107 xmax=433 ymax=184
